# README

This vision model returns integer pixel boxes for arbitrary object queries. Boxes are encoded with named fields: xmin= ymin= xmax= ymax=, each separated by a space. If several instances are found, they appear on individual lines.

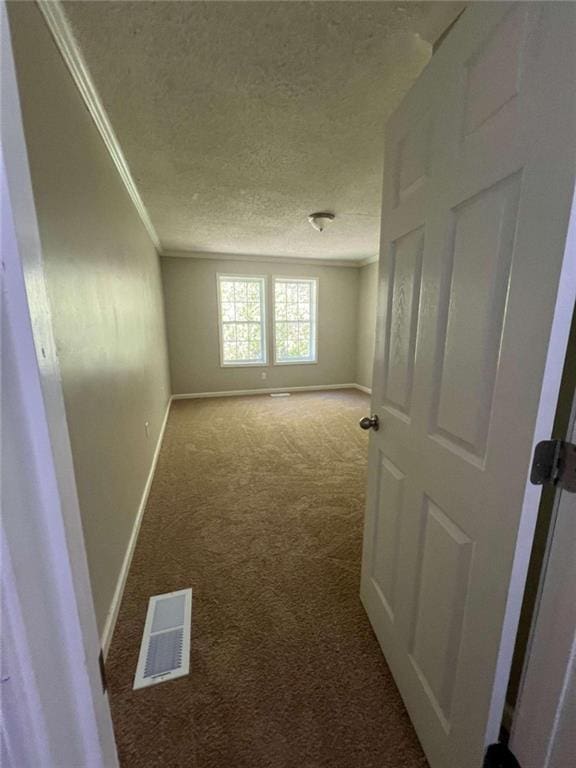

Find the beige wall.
xmin=355 ymin=261 xmax=379 ymax=390
xmin=8 ymin=3 xmax=171 ymax=635
xmin=162 ymin=257 xmax=359 ymax=393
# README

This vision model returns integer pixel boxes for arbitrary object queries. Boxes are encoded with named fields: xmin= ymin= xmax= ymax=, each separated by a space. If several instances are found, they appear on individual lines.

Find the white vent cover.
xmin=133 ymin=588 xmax=192 ymax=689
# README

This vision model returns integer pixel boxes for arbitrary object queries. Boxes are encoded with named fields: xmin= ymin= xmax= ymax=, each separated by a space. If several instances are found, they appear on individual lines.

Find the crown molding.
xmin=358 ymin=255 xmax=379 ymax=267
xmin=36 ymin=0 xmax=161 ymax=250
xmin=160 ymin=249 xmax=365 ymax=269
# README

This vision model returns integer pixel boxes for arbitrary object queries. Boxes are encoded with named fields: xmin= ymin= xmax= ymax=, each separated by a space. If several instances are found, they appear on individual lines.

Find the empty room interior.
xmin=2 ymin=2 xmax=575 ymax=768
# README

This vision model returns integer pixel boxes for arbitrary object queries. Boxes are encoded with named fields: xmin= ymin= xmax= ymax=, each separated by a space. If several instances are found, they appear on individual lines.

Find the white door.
xmin=360 ymin=4 xmax=576 ymax=767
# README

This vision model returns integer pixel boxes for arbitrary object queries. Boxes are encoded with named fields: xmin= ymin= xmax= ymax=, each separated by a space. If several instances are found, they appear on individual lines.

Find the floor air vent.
xmin=133 ymin=588 xmax=192 ymax=689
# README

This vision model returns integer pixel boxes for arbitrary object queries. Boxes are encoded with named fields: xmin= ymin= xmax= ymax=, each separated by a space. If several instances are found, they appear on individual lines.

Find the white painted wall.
xmin=7 ymin=2 xmax=171 ymax=636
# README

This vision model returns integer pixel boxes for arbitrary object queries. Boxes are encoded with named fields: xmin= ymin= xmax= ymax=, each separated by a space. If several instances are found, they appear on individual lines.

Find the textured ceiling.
xmin=62 ymin=1 xmax=463 ymax=261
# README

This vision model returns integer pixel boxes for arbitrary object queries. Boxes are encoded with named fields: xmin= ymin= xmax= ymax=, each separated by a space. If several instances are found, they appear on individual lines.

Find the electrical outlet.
xmin=261 ymin=372 xmax=267 ymax=380
xmin=144 ymin=421 xmax=150 ymax=438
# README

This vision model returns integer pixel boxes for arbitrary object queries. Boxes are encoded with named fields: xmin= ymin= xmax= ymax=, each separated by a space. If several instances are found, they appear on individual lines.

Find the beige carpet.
xmin=107 ymin=390 xmax=428 ymax=767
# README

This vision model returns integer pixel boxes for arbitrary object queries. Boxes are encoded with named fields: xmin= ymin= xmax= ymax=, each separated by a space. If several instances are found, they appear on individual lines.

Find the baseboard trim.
xmin=100 ymin=397 xmax=172 ymax=658
xmin=172 ymin=383 xmax=368 ymax=399
xmin=354 ymin=384 xmax=372 ymax=395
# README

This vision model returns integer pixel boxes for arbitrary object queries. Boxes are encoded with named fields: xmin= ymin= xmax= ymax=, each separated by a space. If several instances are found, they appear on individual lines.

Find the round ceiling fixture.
xmin=308 ymin=212 xmax=335 ymax=232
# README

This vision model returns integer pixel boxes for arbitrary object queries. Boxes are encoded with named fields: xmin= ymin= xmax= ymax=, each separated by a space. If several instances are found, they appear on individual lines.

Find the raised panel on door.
xmin=409 ymin=498 xmax=473 ymax=731
xmin=382 ymin=226 xmax=424 ymax=420
xmin=430 ymin=173 xmax=521 ymax=464
xmin=369 ymin=453 xmax=405 ymax=622
xmin=361 ymin=4 xmax=576 ymax=767
xmin=463 ymin=6 xmax=527 ymax=140
xmin=395 ymin=112 xmax=433 ymax=206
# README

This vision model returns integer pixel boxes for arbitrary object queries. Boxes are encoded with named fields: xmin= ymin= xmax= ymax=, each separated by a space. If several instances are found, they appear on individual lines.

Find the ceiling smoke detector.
xmin=308 ymin=212 xmax=335 ymax=232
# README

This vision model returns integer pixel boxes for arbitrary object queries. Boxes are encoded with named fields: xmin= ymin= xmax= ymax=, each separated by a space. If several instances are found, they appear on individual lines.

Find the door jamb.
xmin=509 ymin=303 xmax=576 ymax=766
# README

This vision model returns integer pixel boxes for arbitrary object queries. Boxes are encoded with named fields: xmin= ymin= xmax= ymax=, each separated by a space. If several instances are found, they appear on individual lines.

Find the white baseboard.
xmin=172 ymin=383 xmax=362 ymax=399
xmin=354 ymin=383 xmax=372 ymax=395
xmin=101 ymin=397 xmax=172 ymax=658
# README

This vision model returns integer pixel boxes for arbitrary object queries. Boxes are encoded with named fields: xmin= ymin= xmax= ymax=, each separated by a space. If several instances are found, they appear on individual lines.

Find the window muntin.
xmin=273 ymin=278 xmax=318 ymax=364
xmin=218 ymin=276 xmax=267 ymax=366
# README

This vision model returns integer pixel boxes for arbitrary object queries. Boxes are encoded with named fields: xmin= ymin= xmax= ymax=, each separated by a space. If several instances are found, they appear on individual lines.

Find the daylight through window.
xmin=273 ymin=278 xmax=318 ymax=364
xmin=218 ymin=276 xmax=267 ymax=365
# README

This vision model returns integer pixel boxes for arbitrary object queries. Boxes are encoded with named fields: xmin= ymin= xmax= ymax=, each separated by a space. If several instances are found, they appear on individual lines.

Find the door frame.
xmin=1 ymin=3 xmax=117 ymax=764
xmin=509 ymin=217 xmax=576 ymax=766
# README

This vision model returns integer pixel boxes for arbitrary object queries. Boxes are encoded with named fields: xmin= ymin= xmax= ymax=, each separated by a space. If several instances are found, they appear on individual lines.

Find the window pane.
xmin=223 ymin=324 xmax=236 ymax=342
xmin=276 ymin=322 xmax=288 ymax=343
xmin=234 ymin=282 xmax=248 ymax=301
xmin=234 ymin=302 xmax=248 ymax=321
xmin=223 ymin=342 xmax=237 ymax=361
xmin=246 ymin=302 xmax=261 ymax=321
xmin=248 ymin=340 xmax=261 ymax=358
xmin=247 ymin=323 xmax=260 ymax=342
xmin=218 ymin=277 xmax=266 ymax=365
xmin=273 ymin=279 xmax=317 ymax=363
xmin=286 ymin=283 xmax=298 ymax=303
xmin=236 ymin=324 xmax=248 ymax=341
xmin=286 ymin=301 xmax=299 ymax=321
xmin=220 ymin=282 xmax=235 ymax=302
xmin=297 ymin=303 xmax=310 ymax=321
xmin=247 ymin=282 xmax=260 ymax=301
xmin=298 ymin=283 xmax=310 ymax=303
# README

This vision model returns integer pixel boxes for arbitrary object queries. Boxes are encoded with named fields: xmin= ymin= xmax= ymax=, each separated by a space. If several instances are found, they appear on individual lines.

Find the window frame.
xmin=216 ymin=274 xmax=268 ymax=368
xmin=272 ymin=276 xmax=319 ymax=366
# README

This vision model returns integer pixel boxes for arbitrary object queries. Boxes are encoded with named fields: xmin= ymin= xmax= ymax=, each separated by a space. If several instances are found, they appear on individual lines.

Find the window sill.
xmin=220 ymin=362 xmax=269 ymax=368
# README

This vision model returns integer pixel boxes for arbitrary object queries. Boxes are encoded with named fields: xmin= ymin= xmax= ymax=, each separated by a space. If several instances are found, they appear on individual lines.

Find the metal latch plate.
xmin=531 ymin=440 xmax=576 ymax=493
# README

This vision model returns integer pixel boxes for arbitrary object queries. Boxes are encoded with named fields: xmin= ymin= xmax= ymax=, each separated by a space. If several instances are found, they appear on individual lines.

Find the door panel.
xmin=361 ymin=4 xmax=576 ymax=767
xmin=463 ymin=6 xmax=526 ymax=138
xmin=432 ymin=173 xmax=520 ymax=462
xmin=410 ymin=498 xmax=473 ymax=728
xmin=395 ymin=113 xmax=433 ymax=205
xmin=371 ymin=455 xmax=405 ymax=620
xmin=384 ymin=226 xmax=424 ymax=416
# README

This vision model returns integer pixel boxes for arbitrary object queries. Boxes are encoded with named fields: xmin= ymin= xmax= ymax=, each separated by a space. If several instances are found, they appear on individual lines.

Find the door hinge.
xmin=483 ymin=743 xmax=521 ymax=768
xmin=98 ymin=649 xmax=107 ymax=693
xmin=530 ymin=440 xmax=576 ymax=493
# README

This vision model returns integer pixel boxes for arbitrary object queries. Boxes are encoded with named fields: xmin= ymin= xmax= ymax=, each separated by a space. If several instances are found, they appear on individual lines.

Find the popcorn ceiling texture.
xmin=62 ymin=1 xmax=461 ymax=261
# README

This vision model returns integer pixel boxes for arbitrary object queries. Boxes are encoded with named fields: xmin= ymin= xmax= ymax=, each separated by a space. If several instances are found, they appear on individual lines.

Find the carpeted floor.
xmin=107 ymin=390 xmax=428 ymax=768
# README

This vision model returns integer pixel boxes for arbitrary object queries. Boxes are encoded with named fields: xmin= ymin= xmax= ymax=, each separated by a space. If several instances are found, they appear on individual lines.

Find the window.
xmin=217 ymin=275 xmax=267 ymax=366
xmin=273 ymin=277 xmax=318 ymax=364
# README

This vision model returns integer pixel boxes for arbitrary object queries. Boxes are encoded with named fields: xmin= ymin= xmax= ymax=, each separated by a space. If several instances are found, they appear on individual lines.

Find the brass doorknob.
xmin=359 ymin=415 xmax=379 ymax=431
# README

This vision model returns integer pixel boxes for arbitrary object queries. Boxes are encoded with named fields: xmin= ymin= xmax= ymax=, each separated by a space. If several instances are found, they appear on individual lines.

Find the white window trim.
xmin=217 ymin=274 xmax=268 ymax=368
xmin=272 ymin=276 xmax=319 ymax=366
